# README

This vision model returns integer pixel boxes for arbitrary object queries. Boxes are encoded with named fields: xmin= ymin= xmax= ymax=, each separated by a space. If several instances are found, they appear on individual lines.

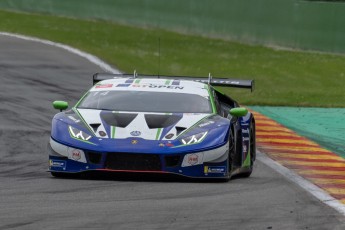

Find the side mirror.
xmin=53 ymin=101 xmax=68 ymax=111
xmin=229 ymin=107 xmax=248 ymax=117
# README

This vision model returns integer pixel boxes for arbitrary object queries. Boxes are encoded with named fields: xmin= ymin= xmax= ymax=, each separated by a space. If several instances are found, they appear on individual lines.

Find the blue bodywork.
xmin=48 ymin=110 xmax=253 ymax=179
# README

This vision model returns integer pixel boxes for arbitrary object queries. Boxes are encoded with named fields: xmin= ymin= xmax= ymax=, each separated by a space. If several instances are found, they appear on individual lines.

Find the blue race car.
xmin=48 ymin=73 xmax=255 ymax=181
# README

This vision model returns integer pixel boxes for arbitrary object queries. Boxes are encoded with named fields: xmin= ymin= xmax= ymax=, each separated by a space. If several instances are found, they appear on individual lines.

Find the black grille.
xmin=165 ymin=155 xmax=181 ymax=168
xmin=87 ymin=152 xmax=102 ymax=164
xmin=105 ymin=153 xmax=162 ymax=171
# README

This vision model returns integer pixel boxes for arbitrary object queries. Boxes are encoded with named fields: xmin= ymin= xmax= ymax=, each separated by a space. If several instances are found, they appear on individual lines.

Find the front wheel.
xmin=219 ymin=125 xmax=236 ymax=182
xmin=228 ymin=124 xmax=237 ymax=173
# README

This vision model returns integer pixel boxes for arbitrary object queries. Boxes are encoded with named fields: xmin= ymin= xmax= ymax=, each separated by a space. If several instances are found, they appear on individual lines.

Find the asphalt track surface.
xmin=1 ymin=35 xmax=345 ymax=230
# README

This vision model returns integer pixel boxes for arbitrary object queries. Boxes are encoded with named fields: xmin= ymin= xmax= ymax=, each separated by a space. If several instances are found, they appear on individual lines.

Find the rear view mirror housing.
xmin=229 ymin=107 xmax=248 ymax=117
xmin=53 ymin=101 xmax=68 ymax=111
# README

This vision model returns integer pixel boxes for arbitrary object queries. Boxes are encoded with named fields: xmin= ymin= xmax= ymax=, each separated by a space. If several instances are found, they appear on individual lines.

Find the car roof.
xmin=90 ymin=78 xmax=210 ymax=97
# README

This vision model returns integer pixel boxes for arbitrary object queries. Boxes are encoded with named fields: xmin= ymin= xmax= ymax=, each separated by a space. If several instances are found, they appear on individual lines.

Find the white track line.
xmin=257 ymin=150 xmax=345 ymax=215
xmin=2 ymin=31 xmax=345 ymax=215
xmin=0 ymin=32 xmax=120 ymax=74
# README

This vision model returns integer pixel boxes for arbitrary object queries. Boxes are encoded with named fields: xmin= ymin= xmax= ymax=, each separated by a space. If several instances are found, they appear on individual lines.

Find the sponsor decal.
xmin=187 ymin=154 xmax=198 ymax=165
xmin=195 ymin=80 xmax=240 ymax=85
xmin=67 ymin=148 xmax=87 ymax=163
xmin=130 ymin=131 xmax=141 ymax=137
xmin=159 ymin=143 xmax=165 ymax=147
xmin=68 ymin=116 xmax=80 ymax=123
xmin=131 ymin=84 xmax=184 ymax=90
xmin=71 ymin=149 xmax=81 ymax=161
xmin=182 ymin=153 xmax=204 ymax=167
xmin=165 ymin=143 xmax=174 ymax=147
xmin=100 ymin=91 xmax=109 ymax=96
xmin=243 ymin=145 xmax=247 ymax=153
xmin=242 ymin=128 xmax=249 ymax=134
xmin=95 ymin=84 xmax=113 ymax=88
xmin=171 ymin=80 xmax=180 ymax=85
xmin=125 ymin=79 xmax=134 ymax=84
xmin=198 ymin=120 xmax=215 ymax=128
xmin=116 ymin=83 xmax=131 ymax=87
xmin=165 ymin=133 xmax=174 ymax=139
xmin=49 ymin=159 xmax=66 ymax=169
xmin=99 ymin=131 xmax=106 ymax=137
xmin=242 ymin=137 xmax=250 ymax=141
xmin=204 ymin=166 xmax=226 ymax=174
xmin=131 ymin=139 xmax=138 ymax=145
xmin=241 ymin=115 xmax=250 ymax=123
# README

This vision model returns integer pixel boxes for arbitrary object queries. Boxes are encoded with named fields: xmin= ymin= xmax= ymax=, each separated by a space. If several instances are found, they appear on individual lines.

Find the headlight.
xmin=180 ymin=131 xmax=208 ymax=145
xmin=68 ymin=126 xmax=92 ymax=141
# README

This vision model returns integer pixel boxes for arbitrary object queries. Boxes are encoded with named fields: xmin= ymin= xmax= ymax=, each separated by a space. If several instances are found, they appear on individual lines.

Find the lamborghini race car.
xmin=48 ymin=73 xmax=256 ymax=180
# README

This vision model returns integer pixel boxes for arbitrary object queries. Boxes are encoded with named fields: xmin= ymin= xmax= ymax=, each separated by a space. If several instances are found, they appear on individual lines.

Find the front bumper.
xmin=48 ymin=138 xmax=229 ymax=178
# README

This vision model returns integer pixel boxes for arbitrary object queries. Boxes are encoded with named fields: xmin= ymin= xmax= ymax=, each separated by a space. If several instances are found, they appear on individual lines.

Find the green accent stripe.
xmin=111 ymin=126 xmax=116 ymax=138
xmin=155 ymin=128 xmax=162 ymax=140
xmin=135 ymin=79 xmax=141 ymax=84
xmin=111 ymin=111 xmax=118 ymax=138
xmin=72 ymin=108 xmax=95 ymax=135
xmin=165 ymin=79 xmax=171 ymax=85
xmin=207 ymin=85 xmax=217 ymax=114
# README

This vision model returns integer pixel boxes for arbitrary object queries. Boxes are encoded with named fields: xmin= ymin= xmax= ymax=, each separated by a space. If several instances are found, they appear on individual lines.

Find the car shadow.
xmin=50 ymin=171 xmax=230 ymax=183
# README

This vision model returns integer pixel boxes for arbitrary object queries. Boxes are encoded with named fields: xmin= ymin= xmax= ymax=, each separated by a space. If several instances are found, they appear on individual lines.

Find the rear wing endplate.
xmin=93 ymin=73 xmax=254 ymax=91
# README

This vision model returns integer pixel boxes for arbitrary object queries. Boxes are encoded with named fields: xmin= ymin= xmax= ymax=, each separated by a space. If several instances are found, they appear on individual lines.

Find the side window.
xmin=213 ymin=88 xmax=237 ymax=118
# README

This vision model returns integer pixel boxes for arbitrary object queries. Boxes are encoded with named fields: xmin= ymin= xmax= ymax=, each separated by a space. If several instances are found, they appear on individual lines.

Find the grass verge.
xmin=0 ymin=10 xmax=344 ymax=107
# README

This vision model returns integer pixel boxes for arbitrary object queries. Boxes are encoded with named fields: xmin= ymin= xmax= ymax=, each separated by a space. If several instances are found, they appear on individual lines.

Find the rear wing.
xmin=93 ymin=73 xmax=254 ymax=92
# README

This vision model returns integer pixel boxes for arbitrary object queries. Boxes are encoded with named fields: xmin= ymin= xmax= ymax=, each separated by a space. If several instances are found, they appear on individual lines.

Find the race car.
xmin=48 ymin=73 xmax=256 ymax=181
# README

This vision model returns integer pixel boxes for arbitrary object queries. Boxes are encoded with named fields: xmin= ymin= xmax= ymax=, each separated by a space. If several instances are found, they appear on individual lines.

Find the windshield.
xmin=77 ymin=91 xmax=212 ymax=113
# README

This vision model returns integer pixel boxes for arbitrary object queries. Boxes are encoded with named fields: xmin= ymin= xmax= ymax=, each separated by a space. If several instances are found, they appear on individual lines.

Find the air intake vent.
xmin=106 ymin=153 xmax=161 ymax=171
xmin=89 ymin=123 xmax=101 ymax=132
xmin=175 ymin=126 xmax=187 ymax=136
xmin=101 ymin=112 xmax=138 ymax=128
xmin=165 ymin=155 xmax=181 ymax=168
xmin=87 ymin=152 xmax=102 ymax=164
xmin=145 ymin=114 xmax=182 ymax=129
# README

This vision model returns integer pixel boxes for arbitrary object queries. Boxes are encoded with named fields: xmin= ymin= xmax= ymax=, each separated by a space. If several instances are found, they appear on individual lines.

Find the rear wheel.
xmin=241 ymin=120 xmax=256 ymax=178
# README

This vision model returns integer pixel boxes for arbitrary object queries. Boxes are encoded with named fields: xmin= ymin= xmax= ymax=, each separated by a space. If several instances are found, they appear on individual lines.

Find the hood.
xmin=52 ymin=109 xmax=230 ymax=153
xmin=72 ymin=108 xmax=215 ymax=141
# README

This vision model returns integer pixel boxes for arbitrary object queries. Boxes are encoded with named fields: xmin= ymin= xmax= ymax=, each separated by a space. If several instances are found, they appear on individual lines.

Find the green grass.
xmin=1 ymin=10 xmax=345 ymax=107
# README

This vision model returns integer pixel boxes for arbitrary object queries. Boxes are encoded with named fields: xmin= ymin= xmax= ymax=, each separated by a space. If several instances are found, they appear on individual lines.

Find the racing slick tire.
xmin=219 ymin=126 xmax=235 ymax=182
